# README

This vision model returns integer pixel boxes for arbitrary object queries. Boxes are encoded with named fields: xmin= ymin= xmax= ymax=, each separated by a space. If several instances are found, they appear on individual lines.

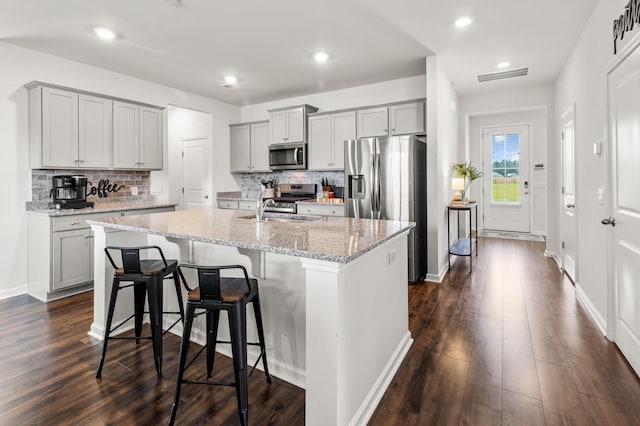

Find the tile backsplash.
xmin=29 ymin=169 xmax=151 ymax=208
xmin=240 ymin=171 xmax=344 ymax=197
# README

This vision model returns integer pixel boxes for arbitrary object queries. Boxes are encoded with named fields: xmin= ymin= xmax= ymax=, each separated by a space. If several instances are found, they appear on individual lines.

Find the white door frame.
xmin=480 ymin=122 xmax=532 ymax=233
xmin=560 ymin=103 xmax=578 ymax=283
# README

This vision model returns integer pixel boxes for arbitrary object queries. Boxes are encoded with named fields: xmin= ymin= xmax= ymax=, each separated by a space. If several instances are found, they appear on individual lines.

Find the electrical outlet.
xmin=131 ymin=186 xmax=138 ymax=196
xmin=388 ymin=250 xmax=396 ymax=265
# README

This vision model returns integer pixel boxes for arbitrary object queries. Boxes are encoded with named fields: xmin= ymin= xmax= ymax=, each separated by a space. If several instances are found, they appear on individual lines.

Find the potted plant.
xmin=450 ymin=162 xmax=483 ymax=203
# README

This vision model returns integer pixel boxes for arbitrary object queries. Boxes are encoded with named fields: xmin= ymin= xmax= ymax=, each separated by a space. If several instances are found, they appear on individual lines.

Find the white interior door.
xmin=561 ymin=105 xmax=577 ymax=282
xmin=182 ymin=137 xmax=212 ymax=210
xmin=482 ymin=126 xmax=530 ymax=232
xmin=607 ymin=40 xmax=640 ymax=375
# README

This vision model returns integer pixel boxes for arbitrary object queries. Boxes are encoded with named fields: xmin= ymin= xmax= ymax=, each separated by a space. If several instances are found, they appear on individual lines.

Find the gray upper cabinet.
xmin=26 ymin=81 xmax=163 ymax=170
xmin=230 ymin=124 xmax=251 ymax=173
xmin=268 ymin=104 xmax=318 ymax=144
xmin=308 ymin=111 xmax=355 ymax=170
xmin=357 ymin=106 xmax=389 ymax=138
xmin=29 ymin=86 xmax=79 ymax=168
xmin=113 ymin=101 xmax=163 ymax=169
xmin=230 ymin=120 xmax=271 ymax=173
xmin=389 ymin=101 xmax=425 ymax=135
xmin=79 ymin=94 xmax=112 ymax=168
xmin=251 ymin=121 xmax=271 ymax=172
xmin=356 ymin=100 xmax=425 ymax=138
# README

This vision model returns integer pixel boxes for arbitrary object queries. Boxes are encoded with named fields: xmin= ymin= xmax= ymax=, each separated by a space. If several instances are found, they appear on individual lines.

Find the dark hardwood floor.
xmin=1 ymin=237 xmax=639 ymax=425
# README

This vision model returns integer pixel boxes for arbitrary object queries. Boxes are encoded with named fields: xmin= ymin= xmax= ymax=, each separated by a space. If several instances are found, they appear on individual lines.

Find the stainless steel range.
xmin=264 ymin=183 xmax=316 ymax=214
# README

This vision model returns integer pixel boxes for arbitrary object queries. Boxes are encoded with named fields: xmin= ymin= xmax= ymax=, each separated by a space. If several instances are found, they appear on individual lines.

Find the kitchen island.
xmin=88 ymin=208 xmax=414 ymax=426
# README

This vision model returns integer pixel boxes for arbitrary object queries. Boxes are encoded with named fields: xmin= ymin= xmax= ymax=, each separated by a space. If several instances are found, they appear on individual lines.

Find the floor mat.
xmin=478 ymin=230 xmax=546 ymax=242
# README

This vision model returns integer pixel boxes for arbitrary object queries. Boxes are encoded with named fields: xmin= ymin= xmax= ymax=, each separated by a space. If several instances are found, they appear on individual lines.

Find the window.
xmin=491 ymin=133 xmax=520 ymax=204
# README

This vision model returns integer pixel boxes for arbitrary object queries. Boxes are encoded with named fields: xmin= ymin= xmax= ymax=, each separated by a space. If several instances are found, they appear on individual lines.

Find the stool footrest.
xmin=183 ymin=379 xmax=236 ymax=387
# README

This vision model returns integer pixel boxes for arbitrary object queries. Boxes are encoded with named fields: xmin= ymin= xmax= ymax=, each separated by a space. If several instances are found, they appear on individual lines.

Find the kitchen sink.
xmin=237 ymin=213 xmax=321 ymax=222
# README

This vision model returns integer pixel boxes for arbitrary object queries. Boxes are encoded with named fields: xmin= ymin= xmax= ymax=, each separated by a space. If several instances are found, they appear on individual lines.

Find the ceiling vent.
xmin=477 ymin=67 xmax=529 ymax=83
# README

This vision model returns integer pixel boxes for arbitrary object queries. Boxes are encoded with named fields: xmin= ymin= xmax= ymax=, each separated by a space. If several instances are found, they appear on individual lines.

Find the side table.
xmin=447 ymin=202 xmax=478 ymax=273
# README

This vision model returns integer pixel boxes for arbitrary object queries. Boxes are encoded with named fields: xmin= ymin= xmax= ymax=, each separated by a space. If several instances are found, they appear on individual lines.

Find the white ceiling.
xmin=0 ymin=0 xmax=599 ymax=106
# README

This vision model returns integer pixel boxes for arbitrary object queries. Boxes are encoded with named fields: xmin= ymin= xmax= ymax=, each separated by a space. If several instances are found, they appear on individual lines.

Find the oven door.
xmin=269 ymin=143 xmax=306 ymax=170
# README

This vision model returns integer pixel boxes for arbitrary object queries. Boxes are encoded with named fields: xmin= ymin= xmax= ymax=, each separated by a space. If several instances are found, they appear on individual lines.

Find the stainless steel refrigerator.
xmin=344 ymin=135 xmax=427 ymax=283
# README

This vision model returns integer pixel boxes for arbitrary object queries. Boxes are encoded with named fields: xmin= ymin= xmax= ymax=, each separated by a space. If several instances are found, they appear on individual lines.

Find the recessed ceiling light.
xmin=224 ymin=75 xmax=238 ymax=85
xmin=497 ymin=61 xmax=511 ymax=69
xmin=314 ymin=51 xmax=330 ymax=63
xmin=93 ymin=27 xmax=116 ymax=41
xmin=454 ymin=16 xmax=473 ymax=28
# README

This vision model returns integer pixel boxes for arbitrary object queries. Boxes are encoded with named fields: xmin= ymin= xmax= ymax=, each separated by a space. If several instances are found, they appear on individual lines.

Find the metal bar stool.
xmin=169 ymin=264 xmax=271 ymax=426
xmin=96 ymin=245 xmax=184 ymax=379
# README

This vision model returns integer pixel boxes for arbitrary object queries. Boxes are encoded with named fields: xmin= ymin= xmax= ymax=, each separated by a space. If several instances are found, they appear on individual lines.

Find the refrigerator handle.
xmin=375 ymin=152 xmax=382 ymax=214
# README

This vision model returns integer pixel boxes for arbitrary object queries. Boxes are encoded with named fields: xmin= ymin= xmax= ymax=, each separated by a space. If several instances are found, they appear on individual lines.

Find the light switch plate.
xmin=593 ymin=141 xmax=602 ymax=155
xmin=597 ymin=188 xmax=605 ymax=205
xmin=131 ymin=186 xmax=138 ymax=196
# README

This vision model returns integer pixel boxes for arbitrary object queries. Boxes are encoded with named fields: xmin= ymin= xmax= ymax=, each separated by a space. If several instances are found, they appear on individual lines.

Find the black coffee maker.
xmin=50 ymin=175 xmax=94 ymax=209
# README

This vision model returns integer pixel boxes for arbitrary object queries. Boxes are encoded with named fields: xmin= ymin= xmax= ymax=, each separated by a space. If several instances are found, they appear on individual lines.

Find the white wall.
xmin=554 ymin=0 xmax=629 ymax=331
xmin=425 ymin=56 xmax=460 ymax=282
xmin=0 ymin=41 xmax=240 ymax=299
xmin=240 ymin=75 xmax=426 ymax=121
xmin=467 ymin=109 xmax=548 ymax=235
xmin=459 ymin=85 xmax=554 ymax=243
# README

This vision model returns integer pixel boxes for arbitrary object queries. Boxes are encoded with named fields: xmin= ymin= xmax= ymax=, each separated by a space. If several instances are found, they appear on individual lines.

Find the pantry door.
xmin=607 ymin=38 xmax=640 ymax=375
xmin=561 ymin=105 xmax=577 ymax=283
xmin=181 ymin=137 xmax=212 ymax=210
xmin=482 ymin=126 xmax=530 ymax=232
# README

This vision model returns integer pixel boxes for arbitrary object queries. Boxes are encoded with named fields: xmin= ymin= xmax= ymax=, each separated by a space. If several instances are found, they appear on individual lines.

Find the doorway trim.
xmin=480 ymin=122 xmax=532 ymax=233
xmin=560 ymin=103 xmax=578 ymax=283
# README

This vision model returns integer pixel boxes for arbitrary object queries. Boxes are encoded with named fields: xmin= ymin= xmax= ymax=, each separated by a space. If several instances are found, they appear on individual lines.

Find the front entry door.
xmin=607 ymin=40 xmax=640 ymax=375
xmin=561 ymin=105 xmax=577 ymax=282
xmin=482 ymin=126 xmax=530 ymax=232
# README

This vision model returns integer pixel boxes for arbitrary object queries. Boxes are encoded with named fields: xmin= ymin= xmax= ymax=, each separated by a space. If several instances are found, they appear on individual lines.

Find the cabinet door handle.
xmin=392 ymin=128 xmax=396 ymax=132
xmin=70 ymin=221 xmax=77 ymax=225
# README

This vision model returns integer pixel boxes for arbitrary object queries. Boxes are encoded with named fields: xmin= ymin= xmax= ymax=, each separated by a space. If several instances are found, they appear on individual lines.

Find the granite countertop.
xmin=87 ymin=208 xmax=414 ymax=263
xmin=26 ymin=200 xmax=178 ymax=217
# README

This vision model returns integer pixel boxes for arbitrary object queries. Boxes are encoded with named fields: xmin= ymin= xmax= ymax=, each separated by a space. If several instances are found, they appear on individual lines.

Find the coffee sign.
xmin=614 ymin=0 xmax=640 ymax=54
xmin=87 ymin=179 xmax=124 ymax=198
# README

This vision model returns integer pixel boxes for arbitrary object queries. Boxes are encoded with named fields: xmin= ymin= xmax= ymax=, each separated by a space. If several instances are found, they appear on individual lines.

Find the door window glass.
xmin=491 ymin=133 xmax=521 ymax=204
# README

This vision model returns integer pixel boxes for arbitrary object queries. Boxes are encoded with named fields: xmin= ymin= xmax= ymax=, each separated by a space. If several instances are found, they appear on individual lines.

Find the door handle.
xmin=204 ymin=195 xmax=209 ymax=199
xmin=566 ymin=203 xmax=575 ymax=208
xmin=601 ymin=217 xmax=616 ymax=226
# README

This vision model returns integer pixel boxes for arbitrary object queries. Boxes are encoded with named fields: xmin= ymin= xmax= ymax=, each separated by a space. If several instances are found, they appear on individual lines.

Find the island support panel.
xmin=302 ymin=233 xmax=413 ymax=426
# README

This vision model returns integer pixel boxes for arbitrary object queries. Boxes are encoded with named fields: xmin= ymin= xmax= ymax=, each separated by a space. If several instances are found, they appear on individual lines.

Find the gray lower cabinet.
xmin=27 ymin=206 xmax=175 ymax=302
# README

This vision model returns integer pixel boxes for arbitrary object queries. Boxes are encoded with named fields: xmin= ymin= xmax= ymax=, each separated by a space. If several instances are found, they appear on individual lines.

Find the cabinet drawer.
xmin=297 ymin=204 xmax=344 ymax=217
xmin=217 ymin=200 xmax=239 ymax=209
xmin=238 ymin=201 xmax=256 ymax=211
xmin=52 ymin=212 xmax=121 ymax=232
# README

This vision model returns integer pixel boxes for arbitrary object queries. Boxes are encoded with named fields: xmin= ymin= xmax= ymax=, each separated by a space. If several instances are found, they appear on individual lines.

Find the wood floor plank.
xmin=502 ymin=313 xmax=540 ymax=399
xmin=537 ymin=360 xmax=590 ymax=425
xmin=502 ymin=390 xmax=545 ymax=426
xmin=459 ymin=399 xmax=502 ymax=426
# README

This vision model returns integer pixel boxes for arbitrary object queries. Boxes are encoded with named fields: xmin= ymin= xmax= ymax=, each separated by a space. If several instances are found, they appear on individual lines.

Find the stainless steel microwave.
xmin=269 ymin=143 xmax=307 ymax=170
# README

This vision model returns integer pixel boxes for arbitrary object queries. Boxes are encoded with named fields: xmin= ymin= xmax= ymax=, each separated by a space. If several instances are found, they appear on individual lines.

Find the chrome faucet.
xmin=256 ymin=191 xmax=275 ymax=222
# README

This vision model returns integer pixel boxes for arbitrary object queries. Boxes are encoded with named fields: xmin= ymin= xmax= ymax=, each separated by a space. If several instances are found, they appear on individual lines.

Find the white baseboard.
xmin=349 ymin=331 xmax=413 ymax=426
xmin=168 ymin=319 xmax=306 ymax=389
xmin=575 ymin=283 xmax=607 ymax=336
xmin=425 ymin=261 xmax=449 ymax=283
xmin=544 ymin=250 xmax=561 ymax=269
xmin=0 ymin=285 xmax=28 ymax=300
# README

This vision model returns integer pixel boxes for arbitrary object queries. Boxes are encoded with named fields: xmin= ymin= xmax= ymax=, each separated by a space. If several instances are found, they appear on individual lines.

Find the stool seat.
xmin=114 ymin=259 xmax=178 ymax=276
xmin=187 ymin=277 xmax=257 ymax=302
